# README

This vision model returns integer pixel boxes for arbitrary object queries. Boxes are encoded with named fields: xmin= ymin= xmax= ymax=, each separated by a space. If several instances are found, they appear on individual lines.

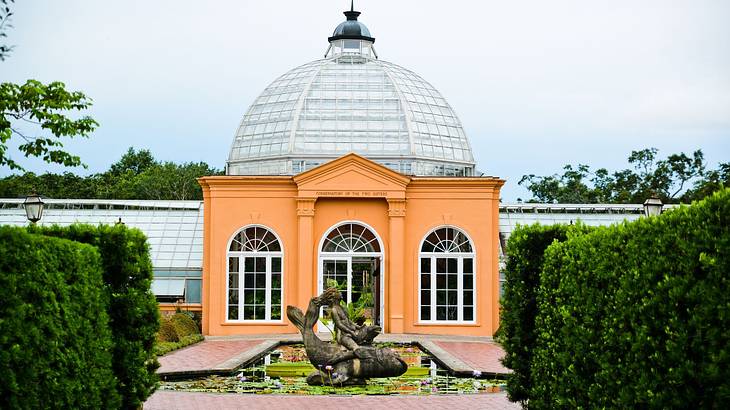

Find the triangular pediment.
xmin=294 ymin=153 xmax=410 ymax=198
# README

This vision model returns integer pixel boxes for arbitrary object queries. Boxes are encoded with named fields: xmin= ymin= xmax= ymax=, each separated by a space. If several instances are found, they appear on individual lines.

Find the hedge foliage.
xmin=31 ymin=224 xmax=160 ymax=409
xmin=157 ymin=312 xmax=200 ymax=344
xmin=499 ymin=224 xmax=571 ymax=403
xmin=155 ymin=312 xmax=202 ymax=356
xmin=169 ymin=312 xmax=200 ymax=338
xmin=0 ymin=227 xmax=120 ymax=409
xmin=158 ymin=318 xmax=180 ymax=343
xmin=154 ymin=334 xmax=205 ymax=357
xmin=529 ymin=189 xmax=730 ymax=408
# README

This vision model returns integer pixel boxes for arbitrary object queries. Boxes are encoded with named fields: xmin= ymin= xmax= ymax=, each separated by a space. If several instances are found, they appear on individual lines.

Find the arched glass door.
xmin=319 ymin=222 xmax=383 ymax=328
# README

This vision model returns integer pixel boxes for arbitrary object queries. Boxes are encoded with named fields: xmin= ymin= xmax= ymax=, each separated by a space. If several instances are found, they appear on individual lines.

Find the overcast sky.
xmin=2 ymin=0 xmax=728 ymax=200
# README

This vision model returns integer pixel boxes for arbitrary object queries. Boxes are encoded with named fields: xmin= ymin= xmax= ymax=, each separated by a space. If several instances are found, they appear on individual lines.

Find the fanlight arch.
xmin=321 ymin=222 xmax=381 ymax=253
xmin=420 ymin=226 xmax=473 ymax=253
xmin=229 ymin=226 xmax=282 ymax=252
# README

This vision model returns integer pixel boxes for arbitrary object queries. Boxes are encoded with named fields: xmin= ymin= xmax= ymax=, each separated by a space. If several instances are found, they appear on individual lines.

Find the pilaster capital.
xmin=387 ymin=198 xmax=406 ymax=217
xmin=296 ymin=198 xmax=316 ymax=217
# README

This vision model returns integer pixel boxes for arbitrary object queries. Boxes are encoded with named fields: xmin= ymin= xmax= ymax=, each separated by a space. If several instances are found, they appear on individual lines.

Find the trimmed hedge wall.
xmin=31 ymin=224 xmax=160 ymax=409
xmin=529 ymin=189 xmax=730 ymax=408
xmin=499 ymin=224 xmax=571 ymax=403
xmin=0 ymin=226 xmax=120 ymax=409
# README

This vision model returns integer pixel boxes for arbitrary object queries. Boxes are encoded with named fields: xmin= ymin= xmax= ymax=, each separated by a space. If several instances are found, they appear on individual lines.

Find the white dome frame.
xmin=227 ymin=55 xmax=476 ymax=177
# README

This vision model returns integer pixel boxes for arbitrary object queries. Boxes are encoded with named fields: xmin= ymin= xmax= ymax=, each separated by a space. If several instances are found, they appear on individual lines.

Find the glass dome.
xmin=227 ymin=6 xmax=475 ymax=177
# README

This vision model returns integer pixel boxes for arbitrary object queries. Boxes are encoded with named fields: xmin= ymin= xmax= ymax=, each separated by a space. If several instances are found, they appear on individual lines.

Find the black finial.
xmin=344 ymin=1 xmax=361 ymax=21
xmin=328 ymin=0 xmax=374 ymax=43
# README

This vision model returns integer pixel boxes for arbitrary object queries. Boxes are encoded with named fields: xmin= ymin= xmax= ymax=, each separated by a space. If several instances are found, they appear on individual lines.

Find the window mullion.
xmin=457 ymin=256 xmax=463 ymax=322
xmin=238 ymin=257 xmax=244 ymax=321
xmin=347 ymin=258 xmax=353 ymax=304
xmin=265 ymin=256 xmax=272 ymax=321
xmin=430 ymin=256 xmax=436 ymax=321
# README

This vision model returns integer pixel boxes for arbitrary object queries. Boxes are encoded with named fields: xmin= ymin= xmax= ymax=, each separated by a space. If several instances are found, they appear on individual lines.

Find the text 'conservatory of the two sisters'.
xmin=199 ymin=5 xmax=504 ymax=336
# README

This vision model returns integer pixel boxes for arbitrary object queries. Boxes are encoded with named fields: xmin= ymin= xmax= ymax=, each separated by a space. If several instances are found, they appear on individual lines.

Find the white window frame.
xmin=226 ymin=225 xmax=284 ymax=323
xmin=317 ymin=221 xmax=385 ymax=329
xmin=418 ymin=226 xmax=476 ymax=324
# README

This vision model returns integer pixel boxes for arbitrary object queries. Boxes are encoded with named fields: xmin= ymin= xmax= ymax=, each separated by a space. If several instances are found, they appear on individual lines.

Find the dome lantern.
xmin=325 ymin=1 xmax=377 ymax=59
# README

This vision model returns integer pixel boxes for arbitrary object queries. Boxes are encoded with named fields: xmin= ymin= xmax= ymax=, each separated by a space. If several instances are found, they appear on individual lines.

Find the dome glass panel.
xmin=227 ymin=6 xmax=476 ymax=177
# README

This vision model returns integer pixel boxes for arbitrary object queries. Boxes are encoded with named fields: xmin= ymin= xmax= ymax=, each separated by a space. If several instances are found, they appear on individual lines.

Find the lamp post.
xmin=23 ymin=193 xmax=45 ymax=223
xmin=643 ymin=195 xmax=663 ymax=217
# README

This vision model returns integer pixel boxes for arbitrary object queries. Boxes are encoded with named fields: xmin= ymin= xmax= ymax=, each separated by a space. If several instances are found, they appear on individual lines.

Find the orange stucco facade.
xmin=199 ymin=154 xmax=504 ymax=336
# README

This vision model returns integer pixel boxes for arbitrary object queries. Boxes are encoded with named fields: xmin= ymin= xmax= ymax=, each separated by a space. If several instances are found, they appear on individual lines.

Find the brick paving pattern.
xmin=433 ymin=341 xmax=509 ymax=374
xmin=144 ymin=391 xmax=520 ymax=410
xmin=157 ymin=340 xmax=262 ymax=374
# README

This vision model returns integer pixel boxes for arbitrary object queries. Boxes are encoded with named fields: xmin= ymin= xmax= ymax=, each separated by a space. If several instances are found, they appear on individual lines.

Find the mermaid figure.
xmin=286 ymin=288 xmax=407 ymax=386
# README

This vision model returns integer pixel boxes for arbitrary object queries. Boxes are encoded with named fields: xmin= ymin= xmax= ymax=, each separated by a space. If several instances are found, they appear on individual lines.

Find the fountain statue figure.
xmin=286 ymin=287 xmax=408 ymax=386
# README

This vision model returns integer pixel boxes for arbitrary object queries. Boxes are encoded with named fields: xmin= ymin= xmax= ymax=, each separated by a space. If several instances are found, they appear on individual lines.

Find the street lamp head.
xmin=24 ymin=193 xmax=45 ymax=223
xmin=643 ymin=195 xmax=663 ymax=217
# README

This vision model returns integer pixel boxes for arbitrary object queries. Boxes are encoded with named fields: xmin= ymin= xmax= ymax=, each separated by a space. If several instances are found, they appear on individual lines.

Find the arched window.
xmin=227 ymin=226 xmax=282 ymax=321
xmin=419 ymin=226 xmax=475 ymax=323
xmin=319 ymin=222 xmax=383 ymax=314
xmin=321 ymin=223 xmax=381 ymax=253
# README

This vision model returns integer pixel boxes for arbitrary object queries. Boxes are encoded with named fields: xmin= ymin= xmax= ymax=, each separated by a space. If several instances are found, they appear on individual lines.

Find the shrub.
xmin=530 ymin=189 xmax=730 ymax=408
xmin=0 ymin=227 xmax=120 ymax=409
xmin=499 ymin=223 xmax=571 ymax=404
xmin=31 ymin=224 xmax=160 ymax=409
xmin=170 ymin=312 xmax=200 ymax=338
xmin=158 ymin=317 xmax=180 ymax=343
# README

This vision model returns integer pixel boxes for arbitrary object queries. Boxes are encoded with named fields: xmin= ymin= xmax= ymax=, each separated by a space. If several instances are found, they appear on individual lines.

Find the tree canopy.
xmin=0 ymin=147 xmax=223 ymax=200
xmin=1 ymin=0 xmax=97 ymax=171
xmin=1 ymin=81 xmax=98 ymax=170
xmin=519 ymin=148 xmax=728 ymax=204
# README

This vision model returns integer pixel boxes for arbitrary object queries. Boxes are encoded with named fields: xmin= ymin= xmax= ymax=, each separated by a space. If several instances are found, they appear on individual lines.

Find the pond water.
xmin=160 ymin=343 xmax=506 ymax=396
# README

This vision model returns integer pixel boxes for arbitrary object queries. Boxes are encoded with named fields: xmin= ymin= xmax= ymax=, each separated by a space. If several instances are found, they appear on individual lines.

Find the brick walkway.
xmin=144 ymin=391 xmax=520 ymax=410
xmin=158 ymin=340 xmax=263 ymax=374
xmin=433 ymin=341 xmax=509 ymax=374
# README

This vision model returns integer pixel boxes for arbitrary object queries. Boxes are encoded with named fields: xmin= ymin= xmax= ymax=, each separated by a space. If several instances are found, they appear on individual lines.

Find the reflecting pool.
xmin=160 ymin=343 xmax=506 ymax=395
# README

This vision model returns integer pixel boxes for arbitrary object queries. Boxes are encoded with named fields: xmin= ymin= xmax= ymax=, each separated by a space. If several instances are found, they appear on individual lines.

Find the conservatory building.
xmin=199 ymin=5 xmax=504 ymax=336
xmin=0 ymin=6 xmax=664 ymax=338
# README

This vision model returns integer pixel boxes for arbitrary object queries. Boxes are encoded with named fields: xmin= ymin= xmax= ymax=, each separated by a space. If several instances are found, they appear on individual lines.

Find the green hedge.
xmin=31 ymin=224 xmax=160 ymax=409
xmin=0 ymin=227 xmax=120 ymax=409
xmin=154 ymin=334 xmax=205 ymax=357
xmin=499 ymin=224 xmax=571 ymax=404
xmin=530 ymin=189 xmax=730 ymax=408
xmin=169 ymin=312 xmax=200 ymax=338
xmin=155 ymin=312 xmax=202 ymax=356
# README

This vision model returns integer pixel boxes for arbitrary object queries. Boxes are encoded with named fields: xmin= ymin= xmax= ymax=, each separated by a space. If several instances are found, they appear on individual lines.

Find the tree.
xmin=1 ymin=80 xmax=98 ymax=170
xmin=108 ymin=147 xmax=156 ymax=176
xmin=0 ymin=147 xmax=223 ymax=200
xmin=681 ymin=162 xmax=730 ymax=202
xmin=519 ymin=148 xmax=722 ymax=204
xmin=0 ymin=1 xmax=97 ymax=171
xmin=129 ymin=161 xmax=218 ymax=200
xmin=0 ymin=171 xmax=99 ymax=199
xmin=0 ymin=0 xmax=14 ymax=61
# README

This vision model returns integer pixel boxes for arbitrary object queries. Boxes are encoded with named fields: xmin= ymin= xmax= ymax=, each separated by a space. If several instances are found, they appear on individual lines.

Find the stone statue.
xmin=286 ymin=288 xmax=407 ymax=386
xmin=323 ymin=287 xmax=380 ymax=350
